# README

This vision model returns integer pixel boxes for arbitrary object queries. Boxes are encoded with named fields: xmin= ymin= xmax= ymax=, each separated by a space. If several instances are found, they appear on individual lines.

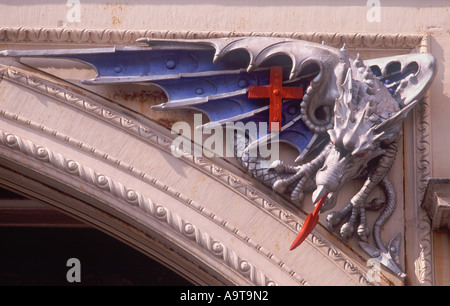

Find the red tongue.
xmin=289 ymin=194 xmax=328 ymax=251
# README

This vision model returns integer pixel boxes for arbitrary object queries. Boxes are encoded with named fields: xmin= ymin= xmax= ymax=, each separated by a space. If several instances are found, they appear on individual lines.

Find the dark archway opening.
xmin=0 ymin=188 xmax=193 ymax=286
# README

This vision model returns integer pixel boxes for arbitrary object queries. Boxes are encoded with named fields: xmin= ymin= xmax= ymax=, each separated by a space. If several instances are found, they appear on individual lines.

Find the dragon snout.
xmin=314 ymin=163 xmax=342 ymax=195
xmin=312 ymin=184 xmax=338 ymax=212
xmin=312 ymin=184 xmax=328 ymax=204
xmin=312 ymin=151 xmax=347 ymax=209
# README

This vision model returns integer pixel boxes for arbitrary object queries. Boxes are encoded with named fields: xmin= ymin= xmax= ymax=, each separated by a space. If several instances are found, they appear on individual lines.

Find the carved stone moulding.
xmin=0 ymin=27 xmax=424 ymax=50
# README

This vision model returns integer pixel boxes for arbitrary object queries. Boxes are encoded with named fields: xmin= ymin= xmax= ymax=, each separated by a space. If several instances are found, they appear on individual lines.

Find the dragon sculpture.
xmin=1 ymin=37 xmax=436 ymax=278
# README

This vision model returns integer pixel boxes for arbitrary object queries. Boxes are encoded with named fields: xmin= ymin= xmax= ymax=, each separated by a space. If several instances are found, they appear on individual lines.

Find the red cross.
xmin=248 ymin=66 xmax=303 ymax=131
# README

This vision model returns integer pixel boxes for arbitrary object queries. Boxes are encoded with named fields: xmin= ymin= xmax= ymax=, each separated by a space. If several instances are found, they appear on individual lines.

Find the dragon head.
xmin=312 ymin=53 xmax=435 ymax=209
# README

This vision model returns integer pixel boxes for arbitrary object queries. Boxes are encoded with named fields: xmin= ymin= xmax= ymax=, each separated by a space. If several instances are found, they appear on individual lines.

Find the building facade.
xmin=0 ymin=1 xmax=448 ymax=286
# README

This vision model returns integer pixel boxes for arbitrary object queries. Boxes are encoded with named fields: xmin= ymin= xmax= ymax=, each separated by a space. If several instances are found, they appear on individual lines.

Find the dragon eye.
xmin=358 ymin=152 xmax=366 ymax=158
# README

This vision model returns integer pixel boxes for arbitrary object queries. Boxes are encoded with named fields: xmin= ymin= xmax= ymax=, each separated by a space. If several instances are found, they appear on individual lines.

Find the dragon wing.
xmin=365 ymin=53 xmax=436 ymax=107
xmin=1 ymin=37 xmax=350 ymax=161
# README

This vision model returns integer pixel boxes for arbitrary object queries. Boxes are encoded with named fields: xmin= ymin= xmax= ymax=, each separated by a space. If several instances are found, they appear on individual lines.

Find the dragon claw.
xmin=269 ymin=160 xmax=286 ymax=173
xmin=272 ymin=179 xmax=289 ymax=193
xmin=326 ymin=202 xmax=371 ymax=241
xmin=340 ymin=222 xmax=355 ymax=240
xmin=269 ymin=160 xmax=298 ymax=174
xmin=291 ymin=191 xmax=305 ymax=204
xmin=270 ymin=161 xmax=317 ymax=207
xmin=357 ymin=224 xmax=370 ymax=241
xmin=326 ymin=211 xmax=342 ymax=228
xmin=366 ymin=198 xmax=385 ymax=210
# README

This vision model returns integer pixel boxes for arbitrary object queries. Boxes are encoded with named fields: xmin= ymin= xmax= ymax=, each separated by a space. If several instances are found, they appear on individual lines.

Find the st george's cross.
xmin=248 ymin=66 xmax=303 ymax=131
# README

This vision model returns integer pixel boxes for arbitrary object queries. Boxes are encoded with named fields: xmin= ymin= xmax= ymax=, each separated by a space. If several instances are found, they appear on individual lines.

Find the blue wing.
xmin=0 ymin=40 xmax=315 ymax=156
